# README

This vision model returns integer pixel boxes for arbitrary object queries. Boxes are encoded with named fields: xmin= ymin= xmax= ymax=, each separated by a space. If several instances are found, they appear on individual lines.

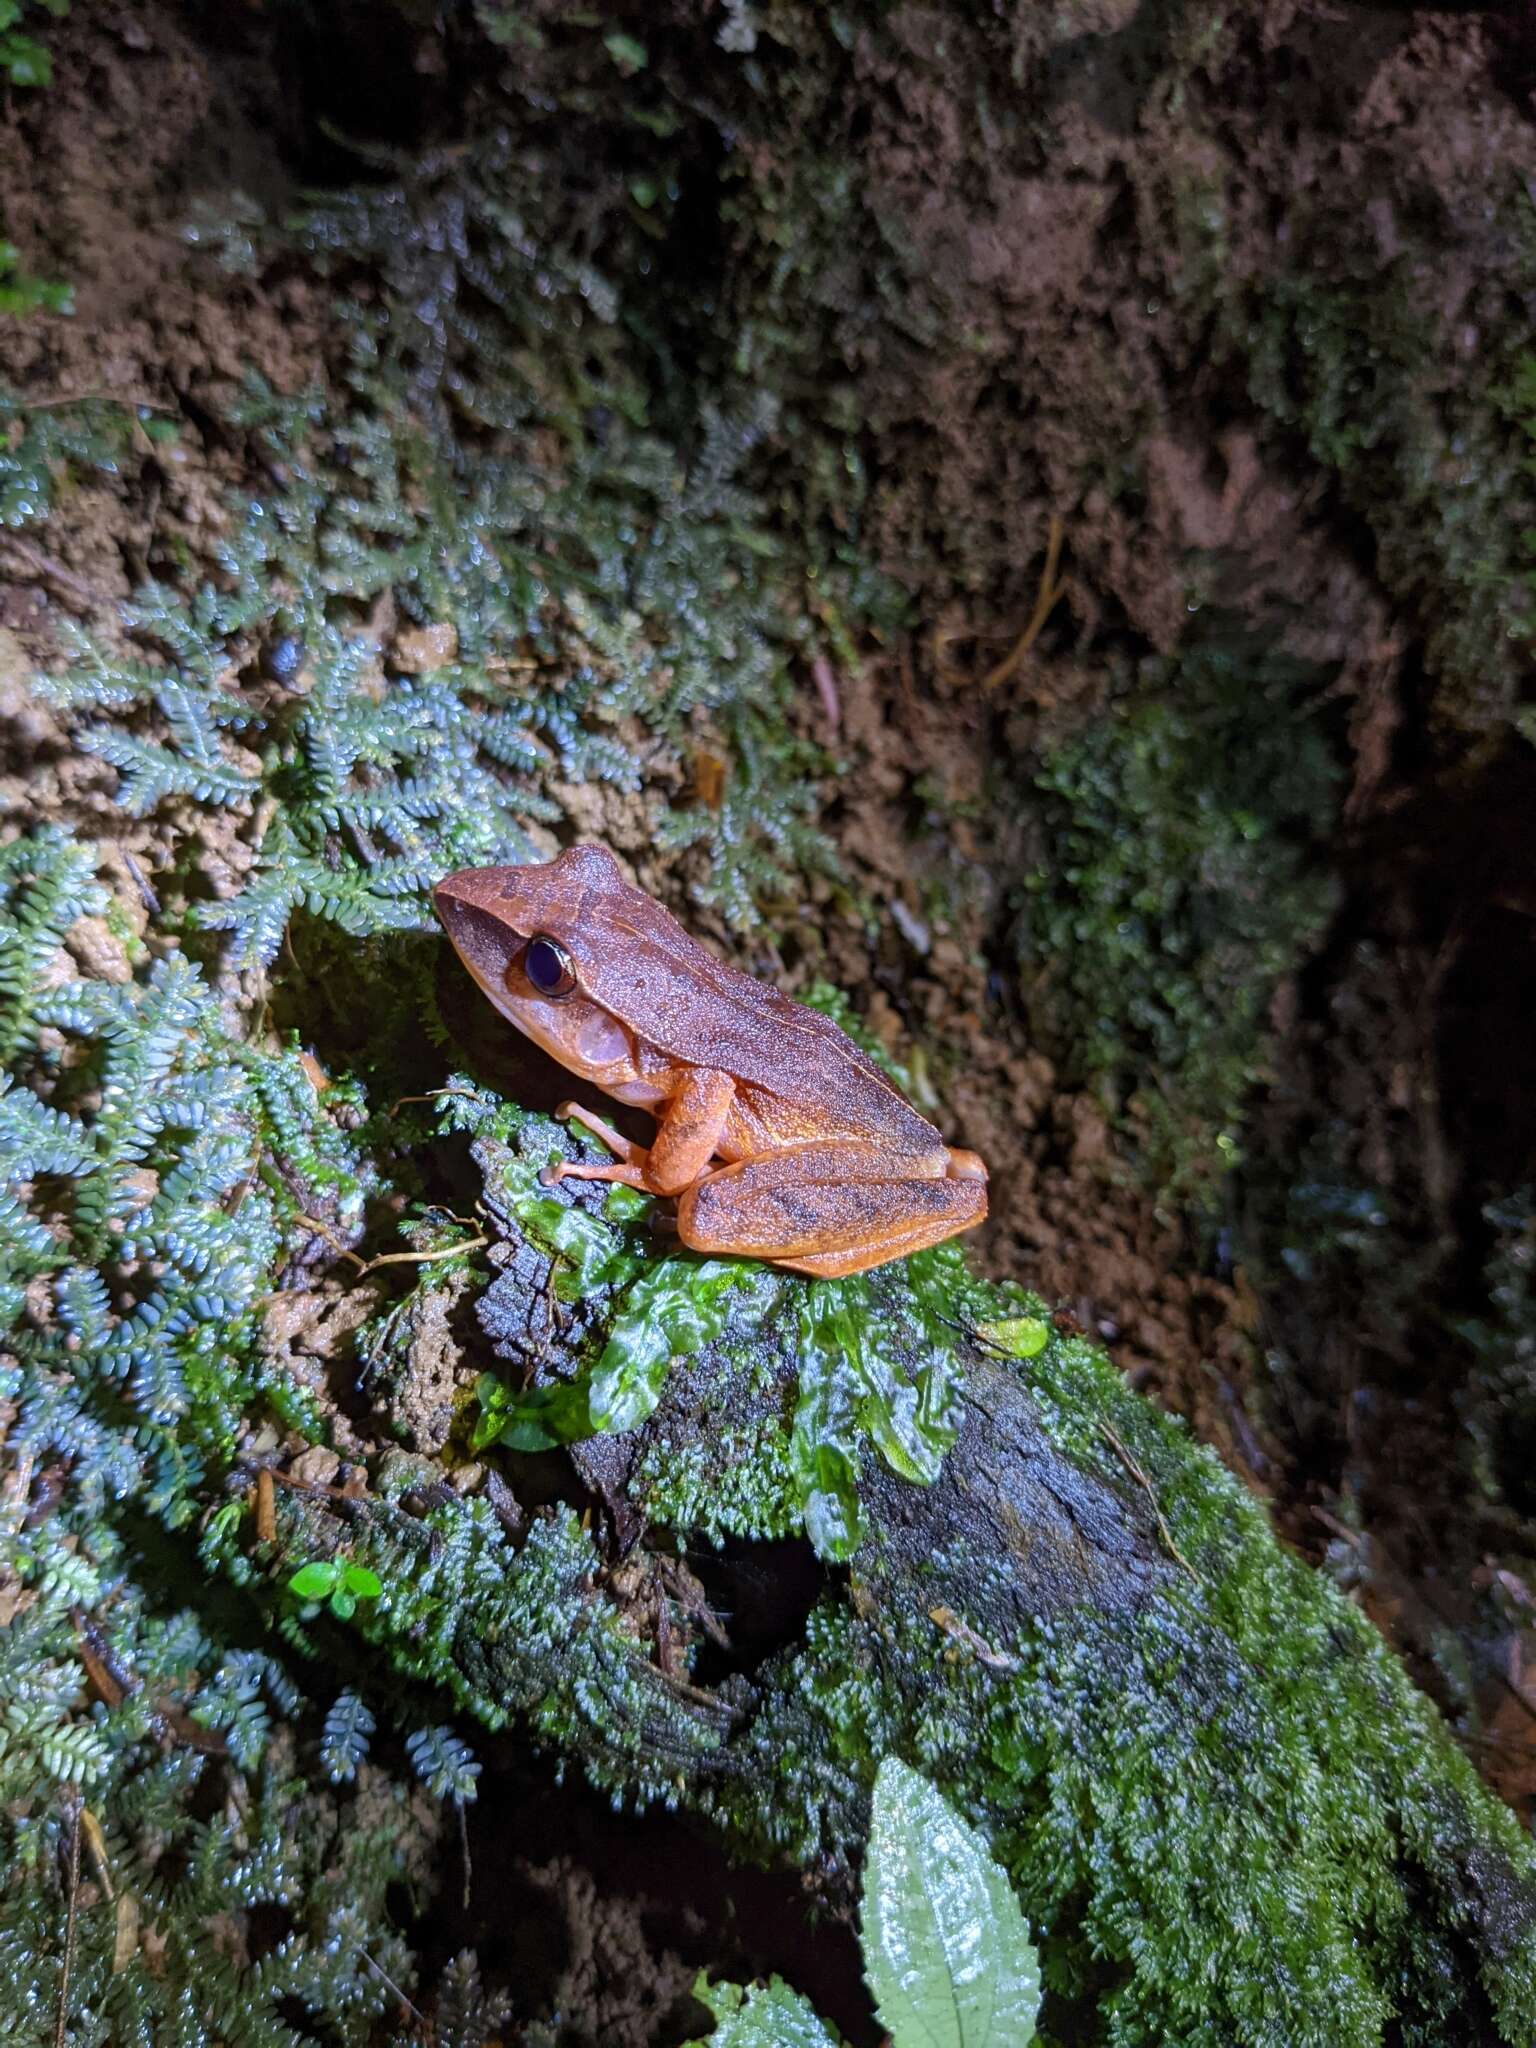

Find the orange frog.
xmin=433 ymin=844 xmax=987 ymax=1279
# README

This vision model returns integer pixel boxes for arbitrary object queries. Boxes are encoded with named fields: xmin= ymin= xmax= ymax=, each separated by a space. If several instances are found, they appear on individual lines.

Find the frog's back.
xmin=541 ymin=848 xmax=939 ymax=1148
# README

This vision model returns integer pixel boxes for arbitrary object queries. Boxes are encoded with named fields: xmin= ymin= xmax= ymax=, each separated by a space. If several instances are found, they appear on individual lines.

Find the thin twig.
xmin=929 ymin=1603 xmax=1021 ymax=1673
xmin=982 ymin=515 xmax=1068 ymax=691
xmin=1099 ymin=1419 xmax=1198 ymax=1581
xmin=356 ymin=1237 xmax=488 ymax=1278
xmin=14 ymin=388 xmax=174 ymax=415
xmin=356 ymin=1947 xmax=427 ymax=2028
xmin=79 ymin=1809 xmax=113 ymax=1900
xmin=121 ymin=851 xmax=160 ymax=917
xmin=387 ymin=1085 xmax=484 ymax=1117
xmin=266 ymin=1466 xmax=369 ymax=1505
xmin=457 ymin=1794 xmax=473 ymax=1912
xmin=810 ymin=650 xmax=841 ymax=730
xmin=54 ymin=1792 xmax=82 ymax=2048
xmin=291 ymin=1213 xmax=368 ymax=1271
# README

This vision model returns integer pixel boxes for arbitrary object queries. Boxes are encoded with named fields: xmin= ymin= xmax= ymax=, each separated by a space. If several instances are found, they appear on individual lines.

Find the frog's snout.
xmin=432 ymin=867 xmax=523 ymax=987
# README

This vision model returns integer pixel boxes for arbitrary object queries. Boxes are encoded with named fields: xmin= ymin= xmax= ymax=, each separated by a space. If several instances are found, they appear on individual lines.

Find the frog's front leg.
xmin=542 ymin=1070 xmax=736 ymax=1197
xmin=675 ymin=1140 xmax=987 ymax=1279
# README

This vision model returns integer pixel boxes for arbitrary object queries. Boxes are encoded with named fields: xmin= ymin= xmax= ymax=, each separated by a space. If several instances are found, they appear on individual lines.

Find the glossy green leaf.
xmin=287 ymin=1561 xmax=338 ymax=1599
xmin=861 ymin=1758 xmax=1040 ymax=2048
xmin=589 ymin=1257 xmax=771 ymax=1433
xmin=343 ymin=1565 xmax=382 ymax=1597
xmin=974 ymin=1314 xmax=1050 ymax=1359
xmin=791 ymin=1285 xmax=865 ymax=1561
xmin=475 ymin=1375 xmax=594 ymax=1452
xmin=684 ymin=1972 xmax=844 ymax=2047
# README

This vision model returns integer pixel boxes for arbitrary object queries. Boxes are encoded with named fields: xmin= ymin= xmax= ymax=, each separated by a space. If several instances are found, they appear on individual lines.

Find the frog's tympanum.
xmin=433 ymin=845 xmax=988 ymax=1278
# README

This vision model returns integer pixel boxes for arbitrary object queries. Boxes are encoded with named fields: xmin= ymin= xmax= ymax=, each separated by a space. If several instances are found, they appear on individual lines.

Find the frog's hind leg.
xmin=675 ymin=1145 xmax=987 ymax=1280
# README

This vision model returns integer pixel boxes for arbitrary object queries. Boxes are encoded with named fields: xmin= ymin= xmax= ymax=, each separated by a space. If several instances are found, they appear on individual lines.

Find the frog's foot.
xmin=541 ymin=1101 xmax=651 ymax=1190
xmin=554 ymin=1100 xmax=645 ymax=1165
xmin=541 ymin=1156 xmax=651 ymax=1191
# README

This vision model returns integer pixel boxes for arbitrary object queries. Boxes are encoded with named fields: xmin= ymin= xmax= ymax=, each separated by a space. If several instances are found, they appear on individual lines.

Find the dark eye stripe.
xmin=525 ymin=935 xmax=576 ymax=997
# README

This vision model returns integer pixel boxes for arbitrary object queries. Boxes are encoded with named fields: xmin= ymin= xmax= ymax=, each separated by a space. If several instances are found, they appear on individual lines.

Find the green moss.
xmin=686 ymin=1319 xmax=1536 ymax=2046
xmin=1176 ymin=184 xmax=1536 ymax=744
xmin=1014 ymin=637 xmax=1341 ymax=1196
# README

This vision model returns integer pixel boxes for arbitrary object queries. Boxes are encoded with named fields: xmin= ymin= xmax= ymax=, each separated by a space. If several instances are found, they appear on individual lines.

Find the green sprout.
xmin=287 ymin=1558 xmax=384 ymax=1622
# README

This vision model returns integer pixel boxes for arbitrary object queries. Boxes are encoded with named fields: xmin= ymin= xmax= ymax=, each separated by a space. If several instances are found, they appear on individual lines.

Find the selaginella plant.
xmin=0 ymin=830 xmax=430 ymax=2042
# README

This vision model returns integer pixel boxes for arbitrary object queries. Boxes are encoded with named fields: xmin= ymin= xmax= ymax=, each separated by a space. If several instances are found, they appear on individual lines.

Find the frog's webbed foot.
xmin=541 ymin=1100 xmax=651 ymax=1189
xmin=554 ymin=1100 xmax=646 ymax=1163
xmin=541 ymin=1158 xmax=651 ymax=1191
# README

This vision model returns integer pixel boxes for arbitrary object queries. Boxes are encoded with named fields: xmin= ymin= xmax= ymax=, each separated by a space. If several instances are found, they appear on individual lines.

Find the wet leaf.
xmin=861 ymin=1757 xmax=1040 ymax=2048
xmin=287 ymin=1561 xmax=338 ymax=1599
xmin=975 ymin=1314 xmax=1050 ymax=1359
xmin=684 ymin=1972 xmax=844 ymax=2047
xmin=589 ymin=1257 xmax=771 ymax=1434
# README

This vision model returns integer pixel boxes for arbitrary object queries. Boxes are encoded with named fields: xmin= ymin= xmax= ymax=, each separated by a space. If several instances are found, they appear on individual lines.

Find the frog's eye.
xmin=523 ymin=934 xmax=578 ymax=999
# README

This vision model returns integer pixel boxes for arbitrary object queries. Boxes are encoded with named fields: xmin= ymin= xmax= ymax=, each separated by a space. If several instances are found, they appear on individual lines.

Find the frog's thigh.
xmin=674 ymin=1144 xmax=987 ymax=1279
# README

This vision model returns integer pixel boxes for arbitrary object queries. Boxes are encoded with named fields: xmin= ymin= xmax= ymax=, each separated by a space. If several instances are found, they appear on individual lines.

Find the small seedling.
xmin=287 ymin=1559 xmax=383 ymax=1622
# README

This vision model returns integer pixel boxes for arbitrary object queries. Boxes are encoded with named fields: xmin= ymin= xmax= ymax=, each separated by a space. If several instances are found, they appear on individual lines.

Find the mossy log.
xmin=266 ymin=1101 xmax=1536 ymax=2047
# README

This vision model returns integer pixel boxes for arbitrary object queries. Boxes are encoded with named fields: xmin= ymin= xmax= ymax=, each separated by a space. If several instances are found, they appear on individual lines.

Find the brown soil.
xmin=6 ymin=0 xmax=1536 ymax=2031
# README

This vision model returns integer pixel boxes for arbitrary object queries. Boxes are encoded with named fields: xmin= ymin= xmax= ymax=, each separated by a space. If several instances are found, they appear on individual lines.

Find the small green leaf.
xmin=343 ymin=1565 xmax=382 ymax=1598
xmin=975 ymin=1314 xmax=1050 ymax=1359
xmin=684 ymin=1971 xmax=845 ymax=2046
xmin=861 ymin=1757 xmax=1040 ymax=2048
xmin=475 ymin=1376 xmax=593 ymax=1452
xmin=2 ymin=33 xmax=53 ymax=86
xmin=287 ymin=1561 xmax=338 ymax=1599
xmin=603 ymin=28 xmax=647 ymax=71
xmin=329 ymin=1588 xmax=358 ymax=1620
